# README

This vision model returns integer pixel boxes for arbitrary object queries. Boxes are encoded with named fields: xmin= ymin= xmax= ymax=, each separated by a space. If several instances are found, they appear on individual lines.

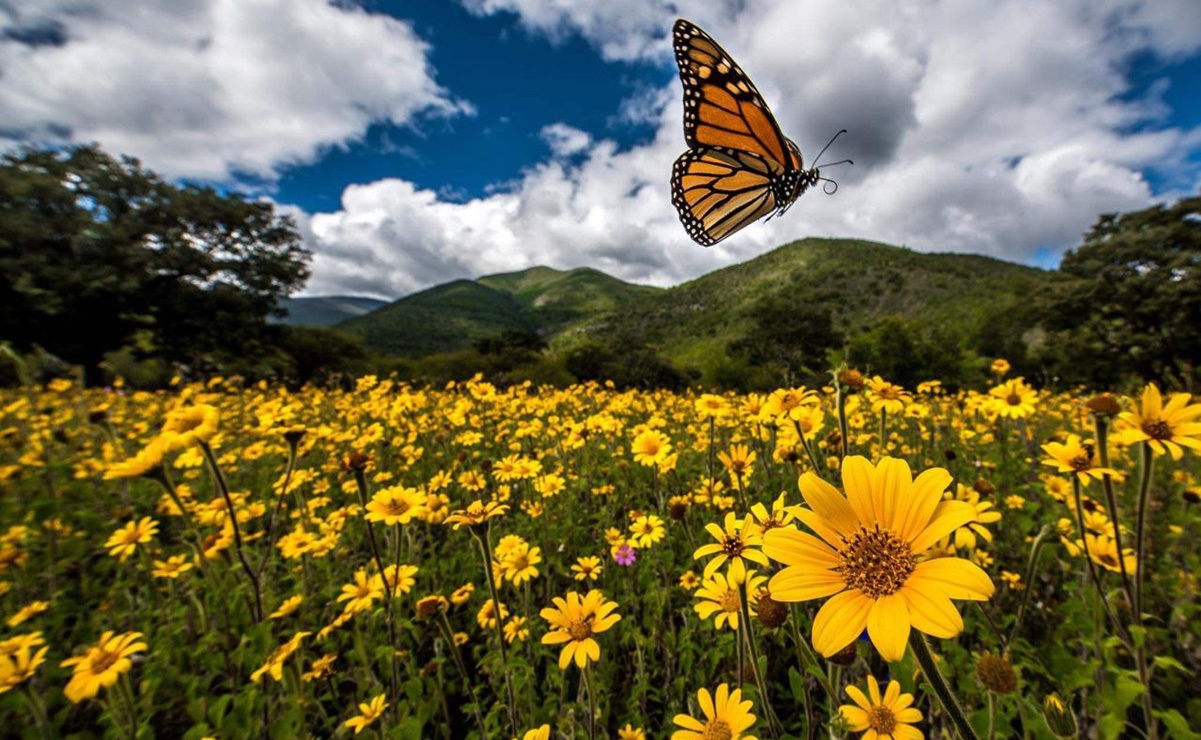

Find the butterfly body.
xmin=671 ymin=19 xmax=822 ymax=246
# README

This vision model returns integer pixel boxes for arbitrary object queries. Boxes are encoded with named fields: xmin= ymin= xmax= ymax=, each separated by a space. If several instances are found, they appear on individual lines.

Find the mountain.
xmin=337 ymin=266 xmax=662 ymax=357
xmin=567 ymin=237 xmax=1058 ymax=369
xmin=276 ymin=296 xmax=389 ymax=327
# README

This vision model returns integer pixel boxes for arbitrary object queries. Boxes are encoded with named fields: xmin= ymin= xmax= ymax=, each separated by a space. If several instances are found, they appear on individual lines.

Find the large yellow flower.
xmin=672 ymin=683 xmax=758 ymax=740
xmin=365 ymin=485 xmax=428 ymax=525
xmin=444 ymin=500 xmax=508 ymax=530
xmin=763 ymin=456 xmax=994 ymax=662
xmin=159 ymin=404 xmax=220 ymax=451
xmin=1041 ymin=434 xmax=1119 ymax=486
xmin=105 ymin=517 xmax=160 ymax=562
xmin=1112 ymin=383 xmax=1201 ymax=460
xmin=103 ymin=438 xmax=167 ymax=480
xmin=539 ymin=590 xmax=621 ymax=670
xmin=60 ymin=631 xmax=147 ymax=703
xmin=988 ymin=378 xmax=1037 ymax=420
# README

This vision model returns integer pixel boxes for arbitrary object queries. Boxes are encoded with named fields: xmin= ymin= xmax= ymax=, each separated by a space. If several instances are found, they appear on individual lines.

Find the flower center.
xmin=839 ymin=526 xmax=915 ymax=598
xmin=1006 ymin=392 xmax=1022 ymax=406
xmin=1142 ymin=419 xmax=1172 ymax=440
xmin=719 ymin=589 xmax=741 ymax=612
xmin=384 ymin=500 xmax=409 ymax=515
xmin=568 ymin=617 xmax=593 ymax=641
xmin=1069 ymin=452 xmax=1093 ymax=471
xmin=721 ymin=535 xmax=745 ymax=557
xmin=702 ymin=720 xmax=733 ymax=740
xmin=90 ymin=648 xmax=121 ymax=675
xmin=867 ymin=706 xmax=897 ymax=734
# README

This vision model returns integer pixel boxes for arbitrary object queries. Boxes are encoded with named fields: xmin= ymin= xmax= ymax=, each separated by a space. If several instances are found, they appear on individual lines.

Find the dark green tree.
xmin=728 ymin=295 xmax=841 ymax=385
xmin=1047 ymin=195 xmax=1201 ymax=389
xmin=0 ymin=145 xmax=311 ymax=383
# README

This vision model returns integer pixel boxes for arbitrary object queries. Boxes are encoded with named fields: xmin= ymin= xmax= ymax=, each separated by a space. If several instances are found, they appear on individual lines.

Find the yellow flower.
xmin=160 ymin=404 xmax=220 ymax=451
xmin=617 ymin=725 xmax=647 ymax=740
xmin=1112 ymin=383 xmax=1201 ymax=460
xmin=477 ymin=599 xmax=509 ymax=630
xmin=866 ymin=377 xmax=912 ymax=415
xmin=152 ymin=554 xmax=194 ymax=579
xmin=631 ymin=429 xmax=673 ymax=467
xmin=104 ymin=438 xmax=167 ymax=480
xmin=60 ymin=631 xmax=147 ymax=703
xmin=344 ymin=693 xmax=388 ymax=734
xmin=839 ymin=675 xmax=923 ymax=739
xmin=540 ymin=590 xmax=621 ymax=670
xmin=5 ymin=600 xmax=50 ymax=628
xmin=500 ymin=543 xmax=542 ymax=585
xmin=337 ymin=569 xmax=384 ymax=614
xmin=988 ymin=378 xmax=1037 ymax=420
xmin=672 ymin=683 xmax=758 ymax=740
xmin=628 ymin=514 xmax=666 ymax=548
xmin=516 ymin=726 xmax=550 ymax=740
xmin=0 ymin=633 xmax=48 ymax=693
xmin=1041 ymin=434 xmax=1118 ymax=486
xmin=990 ymin=358 xmax=1011 ymax=376
xmin=571 ymin=556 xmax=603 ymax=581
xmin=693 ymin=570 xmax=766 ymax=631
xmin=365 ymin=485 xmax=428 ymax=525
xmin=451 ymin=583 xmax=475 ymax=605
xmin=105 ymin=517 xmax=160 ymax=561
xmin=375 ymin=564 xmax=420 ymax=596
xmin=695 ymin=393 xmax=732 ymax=419
xmin=763 ymin=456 xmax=994 ymax=662
xmin=444 ymin=500 xmax=509 ymax=530
xmin=302 ymin=653 xmax=337 ymax=682
xmin=678 ymin=570 xmax=700 ymax=590
xmin=251 ymin=631 xmax=311 ymax=684
xmin=269 ymin=594 xmax=304 ymax=620
xmin=718 ymin=444 xmax=757 ymax=481
xmin=693 ymin=512 xmax=769 ymax=584
xmin=504 ymin=616 xmax=530 ymax=644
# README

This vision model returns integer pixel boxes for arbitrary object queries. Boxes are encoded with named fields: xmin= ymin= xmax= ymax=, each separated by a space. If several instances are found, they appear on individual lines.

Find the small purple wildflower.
xmin=613 ymin=543 xmax=636 ymax=566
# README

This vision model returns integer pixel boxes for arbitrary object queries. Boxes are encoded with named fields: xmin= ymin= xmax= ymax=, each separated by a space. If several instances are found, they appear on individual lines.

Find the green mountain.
xmin=567 ymin=237 xmax=1059 ymax=370
xmin=338 ymin=266 xmax=662 ymax=357
xmin=275 ymin=296 xmax=389 ymax=327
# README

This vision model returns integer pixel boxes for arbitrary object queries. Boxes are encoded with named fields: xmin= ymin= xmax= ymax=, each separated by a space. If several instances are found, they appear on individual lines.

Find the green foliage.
xmin=726 ymin=297 xmax=841 ymax=386
xmin=0 ymin=145 xmax=310 ymax=382
xmin=1046 ymin=195 xmax=1201 ymax=389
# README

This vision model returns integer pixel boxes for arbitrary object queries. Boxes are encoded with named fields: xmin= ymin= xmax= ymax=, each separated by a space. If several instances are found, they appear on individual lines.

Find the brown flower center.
xmin=1006 ymin=392 xmax=1022 ymax=406
xmin=839 ymin=526 xmax=915 ymax=598
xmin=568 ymin=617 xmax=593 ymax=641
xmin=702 ymin=720 xmax=733 ymax=740
xmin=90 ymin=648 xmax=121 ymax=675
xmin=1142 ymin=419 xmax=1173 ymax=440
xmin=1069 ymin=452 xmax=1093 ymax=471
xmin=722 ymin=535 xmax=745 ymax=557
xmin=867 ymin=706 xmax=897 ymax=734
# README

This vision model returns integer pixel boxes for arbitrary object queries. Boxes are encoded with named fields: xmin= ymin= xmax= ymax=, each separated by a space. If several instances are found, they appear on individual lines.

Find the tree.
xmin=1047 ymin=195 xmax=1201 ymax=389
xmin=728 ymin=296 xmax=842 ymax=385
xmin=0 ymin=145 xmax=311 ymax=383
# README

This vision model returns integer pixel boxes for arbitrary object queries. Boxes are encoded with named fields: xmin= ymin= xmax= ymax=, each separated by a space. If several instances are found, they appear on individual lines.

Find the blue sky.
xmin=3 ymin=0 xmax=1200 ymax=298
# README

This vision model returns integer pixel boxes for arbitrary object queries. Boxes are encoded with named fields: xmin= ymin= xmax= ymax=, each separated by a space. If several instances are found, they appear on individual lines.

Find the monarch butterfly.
xmin=670 ymin=19 xmax=846 ymax=246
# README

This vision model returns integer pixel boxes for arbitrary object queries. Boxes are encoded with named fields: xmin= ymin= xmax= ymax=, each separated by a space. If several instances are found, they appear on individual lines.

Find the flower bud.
xmin=1042 ymin=694 xmax=1078 ymax=738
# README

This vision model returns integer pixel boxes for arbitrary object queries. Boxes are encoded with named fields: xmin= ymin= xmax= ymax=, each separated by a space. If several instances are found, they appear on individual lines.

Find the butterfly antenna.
xmin=818 ymin=177 xmax=840 ymax=195
xmin=812 ymin=129 xmax=848 ymax=168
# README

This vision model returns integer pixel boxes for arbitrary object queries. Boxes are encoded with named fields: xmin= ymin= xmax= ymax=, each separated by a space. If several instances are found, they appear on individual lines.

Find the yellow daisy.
xmin=840 ymin=675 xmax=923 ymax=739
xmin=693 ymin=512 xmax=768 ymax=584
xmin=539 ymin=590 xmax=621 ymax=670
xmin=672 ymin=683 xmax=758 ymax=740
xmin=763 ymin=456 xmax=994 ymax=662
xmin=1113 ymin=383 xmax=1201 ymax=460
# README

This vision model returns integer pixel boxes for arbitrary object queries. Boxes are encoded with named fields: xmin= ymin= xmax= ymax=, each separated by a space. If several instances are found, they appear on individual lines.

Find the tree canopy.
xmin=0 ymin=145 xmax=311 ymax=382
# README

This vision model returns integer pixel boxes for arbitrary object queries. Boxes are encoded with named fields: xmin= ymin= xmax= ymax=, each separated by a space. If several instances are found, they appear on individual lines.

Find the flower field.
xmin=1 ymin=369 xmax=1199 ymax=739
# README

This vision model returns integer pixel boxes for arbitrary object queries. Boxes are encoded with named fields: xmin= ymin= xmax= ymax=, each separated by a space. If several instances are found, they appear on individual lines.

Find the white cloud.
xmin=0 ymin=0 xmax=470 ymax=181
xmin=294 ymin=0 xmax=1201 ymax=297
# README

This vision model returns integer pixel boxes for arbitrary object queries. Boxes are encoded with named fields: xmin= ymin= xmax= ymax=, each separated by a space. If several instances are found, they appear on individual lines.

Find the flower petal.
xmin=763 ymin=527 xmax=839 ymax=569
xmin=875 ymin=457 xmax=912 ymax=531
xmin=770 ymin=567 xmax=846 ymax=602
xmin=812 ymin=590 xmax=872 ymax=657
xmin=908 ymin=501 xmax=976 ymax=553
xmin=840 ymin=456 xmax=878 ymax=525
xmin=901 ymin=583 xmax=964 ymax=638
xmin=798 ymin=472 xmax=859 ymax=538
xmin=897 ymin=467 xmax=952 ymax=542
xmin=867 ymin=593 xmax=910 ymax=662
xmin=909 ymin=558 xmax=995 ymax=601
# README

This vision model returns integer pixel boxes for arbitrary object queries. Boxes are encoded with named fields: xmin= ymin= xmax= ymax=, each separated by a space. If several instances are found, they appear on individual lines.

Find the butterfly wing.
xmin=671 ymin=146 xmax=779 ymax=246
xmin=673 ymin=19 xmax=795 ymax=176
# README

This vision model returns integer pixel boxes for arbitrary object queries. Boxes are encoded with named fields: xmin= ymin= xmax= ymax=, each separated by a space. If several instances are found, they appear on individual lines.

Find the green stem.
xmin=1071 ymin=478 xmax=1133 ymax=647
xmin=836 ymin=384 xmax=850 ymax=460
xmin=740 ymin=581 xmax=781 ymax=738
xmin=477 ymin=530 xmax=520 ymax=738
xmin=582 ymin=665 xmax=598 ymax=740
xmin=1005 ymin=525 xmax=1051 ymax=648
xmin=1133 ymin=442 xmax=1154 ymax=622
xmin=199 ymin=440 xmax=262 ymax=623
xmin=437 ymin=611 xmax=488 ymax=738
xmin=1092 ymin=415 xmax=1135 ymax=610
xmin=20 ymin=685 xmax=55 ymax=740
xmin=910 ymin=633 xmax=980 ymax=740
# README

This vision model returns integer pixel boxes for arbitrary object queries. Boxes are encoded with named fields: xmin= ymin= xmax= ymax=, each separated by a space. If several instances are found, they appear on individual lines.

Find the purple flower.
xmin=613 ymin=544 xmax=636 ymax=566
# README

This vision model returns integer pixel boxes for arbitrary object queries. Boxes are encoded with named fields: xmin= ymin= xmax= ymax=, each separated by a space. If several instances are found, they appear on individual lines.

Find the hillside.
xmin=275 ymin=296 xmax=389 ymax=327
xmin=338 ymin=267 xmax=662 ymax=357
xmin=567 ymin=238 xmax=1059 ymax=369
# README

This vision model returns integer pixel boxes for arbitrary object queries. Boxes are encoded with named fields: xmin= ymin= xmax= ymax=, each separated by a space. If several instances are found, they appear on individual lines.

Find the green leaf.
xmin=789 ymin=667 xmax=806 ymax=702
xmin=1152 ymin=655 xmax=1193 ymax=676
xmin=1154 ymin=709 xmax=1201 ymax=740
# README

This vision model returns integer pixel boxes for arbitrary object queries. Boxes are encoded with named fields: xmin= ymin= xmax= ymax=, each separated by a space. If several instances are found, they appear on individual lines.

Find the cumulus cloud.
xmin=0 ymin=0 xmax=469 ymax=181
xmin=293 ymin=0 xmax=1201 ymax=297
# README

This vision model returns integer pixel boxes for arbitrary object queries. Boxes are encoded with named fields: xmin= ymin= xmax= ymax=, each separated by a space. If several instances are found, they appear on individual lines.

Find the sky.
xmin=3 ymin=0 xmax=1200 ymax=299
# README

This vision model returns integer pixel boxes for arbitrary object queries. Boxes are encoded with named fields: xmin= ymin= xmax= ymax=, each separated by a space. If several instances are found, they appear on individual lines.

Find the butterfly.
xmin=670 ymin=18 xmax=845 ymax=246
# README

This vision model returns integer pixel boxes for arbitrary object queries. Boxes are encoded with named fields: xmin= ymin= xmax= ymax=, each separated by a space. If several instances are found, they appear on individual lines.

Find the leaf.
xmin=789 ymin=667 xmax=806 ymax=702
xmin=1151 ymin=656 xmax=1193 ymax=676
xmin=1154 ymin=709 xmax=1201 ymax=740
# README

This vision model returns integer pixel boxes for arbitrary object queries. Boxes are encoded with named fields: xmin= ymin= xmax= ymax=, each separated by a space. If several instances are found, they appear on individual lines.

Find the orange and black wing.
xmin=673 ymin=18 xmax=798 ymax=175
xmin=671 ymin=146 xmax=778 ymax=246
